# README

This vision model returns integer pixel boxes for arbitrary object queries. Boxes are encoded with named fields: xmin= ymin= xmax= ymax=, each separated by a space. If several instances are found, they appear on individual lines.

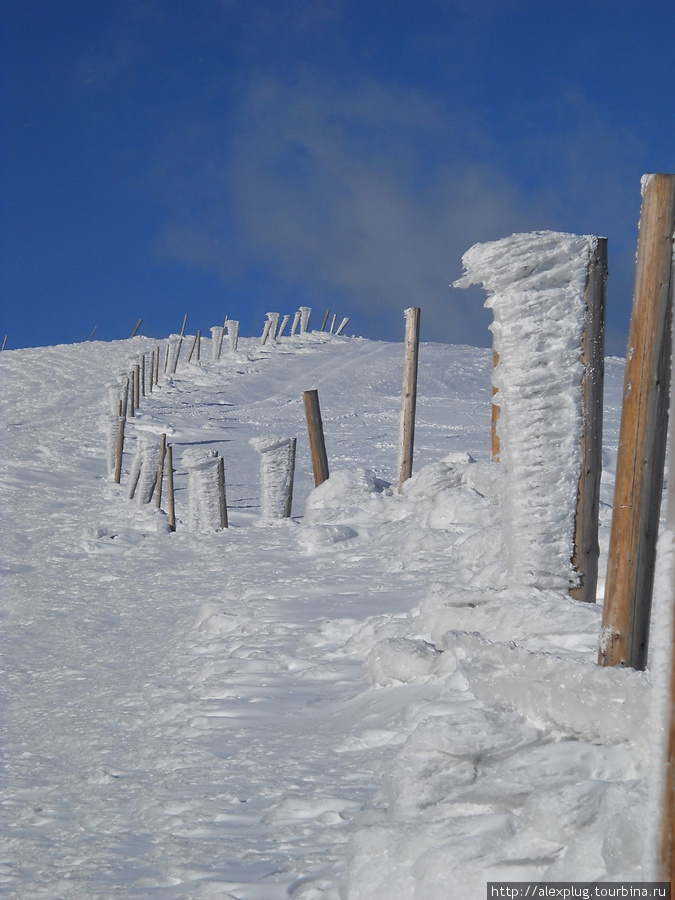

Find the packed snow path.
xmin=0 ymin=334 xmax=647 ymax=898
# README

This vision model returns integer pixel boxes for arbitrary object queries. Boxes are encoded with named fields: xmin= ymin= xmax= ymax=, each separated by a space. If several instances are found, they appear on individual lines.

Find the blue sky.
xmin=2 ymin=0 xmax=674 ymax=354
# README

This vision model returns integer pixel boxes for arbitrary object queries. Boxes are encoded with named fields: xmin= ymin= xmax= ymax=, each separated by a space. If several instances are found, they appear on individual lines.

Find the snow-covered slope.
xmin=0 ymin=332 xmax=648 ymax=899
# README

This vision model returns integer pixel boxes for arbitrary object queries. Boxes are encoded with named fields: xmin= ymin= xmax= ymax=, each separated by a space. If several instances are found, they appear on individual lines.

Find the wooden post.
xmin=1 ymin=335 xmax=7 ymax=351
xmin=88 ymin=325 xmax=97 ymax=342
xmin=128 ymin=368 xmax=135 ymax=418
xmin=131 ymin=318 xmax=143 ymax=337
xmin=154 ymin=433 xmax=167 ymax=506
xmin=154 ymin=346 xmax=160 ymax=384
xmin=180 ymin=313 xmax=188 ymax=336
xmin=217 ymin=317 xmax=227 ymax=358
xmin=134 ymin=363 xmax=141 ymax=410
xmin=303 ymin=390 xmax=330 ymax=486
xmin=141 ymin=354 xmax=146 ymax=397
xmin=187 ymin=332 xmax=199 ymax=362
xmin=196 ymin=329 xmax=201 ymax=361
xmin=398 ymin=307 xmax=421 ymax=491
xmin=284 ymin=438 xmax=297 ymax=517
xmin=600 ymin=174 xmax=675 ymax=669
xmin=336 ymin=317 xmax=350 ymax=336
xmin=172 ymin=338 xmax=183 ymax=373
xmin=148 ymin=352 xmax=154 ymax=393
xmin=491 ymin=349 xmax=500 ymax=462
xmin=166 ymin=444 xmax=176 ymax=531
xmin=278 ymin=314 xmax=291 ymax=338
xmin=217 ymin=455 xmax=229 ymax=529
xmin=321 ymin=310 xmax=331 ymax=332
xmin=121 ymin=376 xmax=129 ymax=419
xmin=113 ymin=417 xmax=125 ymax=484
xmin=571 ymin=238 xmax=608 ymax=603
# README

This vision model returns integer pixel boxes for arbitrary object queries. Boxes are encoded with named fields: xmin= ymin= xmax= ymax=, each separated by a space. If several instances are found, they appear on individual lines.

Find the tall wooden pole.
xmin=303 ymin=390 xmax=330 ymax=486
xmin=113 ymin=417 xmax=125 ymax=484
xmin=154 ymin=433 xmax=167 ymax=507
xmin=217 ymin=455 xmax=228 ymax=529
xmin=659 ymin=304 xmax=675 ymax=886
xmin=571 ymin=238 xmax=608 ymax=603
xmin=284 ymin=438 xmax=297 ymax=518
xmin=131 ymin=318 xmax=143 ymax=337
xmin=398 ymin=307 xmax=421 ymax=491
xmin=166 ymin=444 xmax=176 ymax=532
xmin=600 ymin=174 xmax=675 ymax=669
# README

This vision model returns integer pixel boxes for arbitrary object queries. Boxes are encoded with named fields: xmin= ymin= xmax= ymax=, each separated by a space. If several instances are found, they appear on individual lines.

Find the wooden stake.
xmin=172 ymin=338 xmax=183 ymax=373
xmin=217 ymin=455 xmax=229 ymax=529
xmin=571 ymin=238 xmax=608 ymax=604
xmin=196 ymin=329 xmax=201 ymax=361
xmin=88 ymin=325 xmax=97 ymax=342
xmin=336 ymin=317 xmax=350 ymax=336
xmin=155 ymin=346 xmax=160 ymax=384
xmin=491 ymin=349 xmax=500 ymax=462
xmin=180 ymin=314 xmax=188 ymax=336
xmin=600 ymin=174 xmax=675 ymax=669
xmin=141 ymin=354 xmax=146 ymax=397
xmin=321 ymin=310 xmax=331 ymax=332
xmin=113 ymin=417 xmax=125 ymax=484
xmin=128 ymin=368 xmax=135 ymax=418
xmin=187 ymin=332 xmax=199 ymax=362
xmin=166 ymin=444 xmax=176 ymax=531
xmin=148 ymin=352 xmax=154 ymax=393
xmin=285 ymin=438 xmax=297 ymax=518
xmin=131 ymin=318 xmax=143 ymax=337
xmin=1 ymin=335 xmax=7 ymax=351
xmin=303 ymin=390 xmax=330 ymax=486
xmin=134 ymin=363 xmax=141 ymax=410
xmin=398 ymin=307 xmax=421 ymax=491
xmin=154 ymin=433 xmax=167 ymax=506
xmin=121 ymin=376 xmax=129 ymax=419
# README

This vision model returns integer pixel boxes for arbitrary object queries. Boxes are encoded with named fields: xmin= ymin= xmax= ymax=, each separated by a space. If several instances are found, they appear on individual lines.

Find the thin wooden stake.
xmin=121 ymin=376 xmax=129 ymax=419
xmin=600 ymin=174 xmax=675 ymax=669
xmin=180 ymin=314 xmax=188 ymax=336
xmin=88 ymin=325 xmax=98 ymax=342
xmin=148 ymin=351 xmax=154 ymax=393
xmin=284 ymin=438 xmax=297 ymax=517
xmin=321 ymin=310 xmax=331 ymax=332
xmin=128 ymin=368 xmax=135 ymax=418
xmin=571 ymin=237 xmax=608 ymax=604
xmin=303 ymin=389 xmax=330 ymax=486
xmin=154 ymin=433 xmax=167 ymax=506
xmin=166 ymin=444 xmax=176 ymax=531
xmin=154 ymin=345 xmax=160 ymax=384
xmin=187 ymin=332 xmax=199 ymax=362
xmin=398 ymin=307 xmax=421 ymax=491
xmin=172 ymin=338 xmax=183 ymax=373
xmin=141 ymin=355 xmax=146 ymax=397
xmin=196 ymin=329 xmax=201 ymax=361
xmin=1 ymin=335 xmax=7 ymax=351
xmin=217 ymin=455 xmax=229 ymax=529
xmin=113 ymin=416 xmax=125 ymax=484
xmin=131 ymin=318 xmax=143 ymax=337
xmin=134 ymin=363 xmax=141 ymax=410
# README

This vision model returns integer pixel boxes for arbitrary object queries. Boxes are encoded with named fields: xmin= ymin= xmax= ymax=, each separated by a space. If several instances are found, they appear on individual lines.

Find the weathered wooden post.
xmin=134 ymin=363 xmax=141 ymax=410
xmin=88 ymin=325 xmax=97 ymax=342
xmin=285 ymin=437 xmax=297 ymax=518
xmin=491 ymin=350 xmax=500 ymax=462
xmin=187 ymin=331 xmax=199 ymax=362
xmin=166 ymin=444 xmax=176 ymax=531
xmin=131 ymin=318 xmax=143 ymax=337
xmin=154 ymin=433 xmax=167 ymax=506
xmin=291 ymin=311 xmax=301 ymax=336
xmin=336 ymin=317 xmax=350 ymax=336
xmin=303 ymin=390 xmax=329 ymax=486
xmin=571 ymin=237 xmax=608 ymax=603
xmin=600 ymin=174 xmax=675 ymax=669
xmin=217 ymin=455 xmax=229 ymax=529
xmin=2 ymin=335 xmax=8 ymax=350
xmin=397 ymin=307 xmax=421 ymax=491
xmin=658 ymin=316 xmax=675 ymax=886
xmin=154 ymin=346 xmax=160 ymax=384
xmin=278 ymin=314 xmax=291 ymax=338
xmin=321 ymin=310 xmax=331 ymax=332
xmin=141 ymin=355 xmax=146 ymax=397
xmin=113 ymin=416 xmax=125 ymax=484
xmin=180 ymin=313 xmax=188 ymax=336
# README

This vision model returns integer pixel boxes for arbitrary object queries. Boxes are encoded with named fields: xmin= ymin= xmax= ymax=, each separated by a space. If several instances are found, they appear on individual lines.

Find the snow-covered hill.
xmin=0 ymin=332 xmax=650 ymax=898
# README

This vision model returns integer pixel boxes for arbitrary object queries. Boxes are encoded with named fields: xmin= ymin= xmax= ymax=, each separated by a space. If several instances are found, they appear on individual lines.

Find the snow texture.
xmin=456 ymin=230 xmax=596 ymax=591
xmin=0 ymin=318 xmax=662 ymax=899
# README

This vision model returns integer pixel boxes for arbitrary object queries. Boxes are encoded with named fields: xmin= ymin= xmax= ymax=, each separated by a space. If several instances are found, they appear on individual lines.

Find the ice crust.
xmin=456 ymin=230 xmax=596 ymax=590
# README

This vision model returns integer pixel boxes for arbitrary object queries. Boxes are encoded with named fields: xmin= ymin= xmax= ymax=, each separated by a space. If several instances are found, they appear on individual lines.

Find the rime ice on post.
xmin=128 ymin=434 xmax=161 ymax=504
xmin=182 ymin=448 xmax=225 ymax=532
xmin=278 ymin=314 xmax=291 ymax=338
xmin=267 ymin=313 xmax=280 ymax=343
xmin=210 ymin=327 xmax=224 ymax=360
xmin=165 ymin=336 xmax=182 ymax=374
xmin=455 ymin=231 xmax=597 ymax=592
xmin=299 ymin=307 xmax=311 ymax=333
xmin=250 ymin=435 xmax=297 ymax=520
xmin=290 ymin=311 xmax=302 ymax=336
xmin=226 ymin=320 xmax=240 ymax=353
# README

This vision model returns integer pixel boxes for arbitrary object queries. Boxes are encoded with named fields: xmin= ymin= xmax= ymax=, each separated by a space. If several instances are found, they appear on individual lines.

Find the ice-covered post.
xmin=154 ymin=346 xmax=160 ymax=385
xmin=128 ymin=434 xmax=161 ymax=504
xmin=226 ymin=320 xmax=240 ymax=352
xmin=261 ymin=313 xmax=280 ymax=345
xmin=303 ymin=389 xmax=329 ymax=486
xmin=570 ymin=237 xmax=607 ymax=604
xmin=113 ymin=416 xmax=125 ymax=484
xmin=600 ymin=174 xmax=675 ymax=670
xmin=330 ymin=314 xmax=337 ymax=334
xmin=300 ymin=306 xmax=311 ymax=333
xmin=250 ymin=435 xmax=297 ymax=520
xmin=187 ymin=331 xmax=200 ymax=363
xmin=397 ymin=307 xmax=421 ymax=491
xmin=336 ymin=317 xmax=350 ymax=336
xmin=183 ymin=448 xmax=227 ymax=532
xmin=134 ymin=363 xmax=141 ymax=410
xmin=455 ymin=231 xmax=601 ymax=595
xmin=211 ymin=326 xmax=224 ymax=360
xmin=291 ymin=311 xmax=301 ymax=336
xmin=153 ymin=433 xmax=167 ymax=506
xmin=278 ymin=314 xmax=291 ymax=338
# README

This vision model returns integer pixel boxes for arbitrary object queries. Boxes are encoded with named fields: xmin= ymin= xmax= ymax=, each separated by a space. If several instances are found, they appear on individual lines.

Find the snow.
xmin=0 ymin=314 xmax=662 ymax=898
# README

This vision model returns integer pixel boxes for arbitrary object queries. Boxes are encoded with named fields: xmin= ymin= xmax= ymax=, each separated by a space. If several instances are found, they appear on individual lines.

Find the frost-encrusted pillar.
xmin=250 ymin=435 xmax=296 ymax=520
xmin=455 ymin=231 xmax=598 ymax=592
xmin=128 ymin=434 xmax=161 ymax=504
xmin=183 ymin=448 xmax=226 ymax=532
